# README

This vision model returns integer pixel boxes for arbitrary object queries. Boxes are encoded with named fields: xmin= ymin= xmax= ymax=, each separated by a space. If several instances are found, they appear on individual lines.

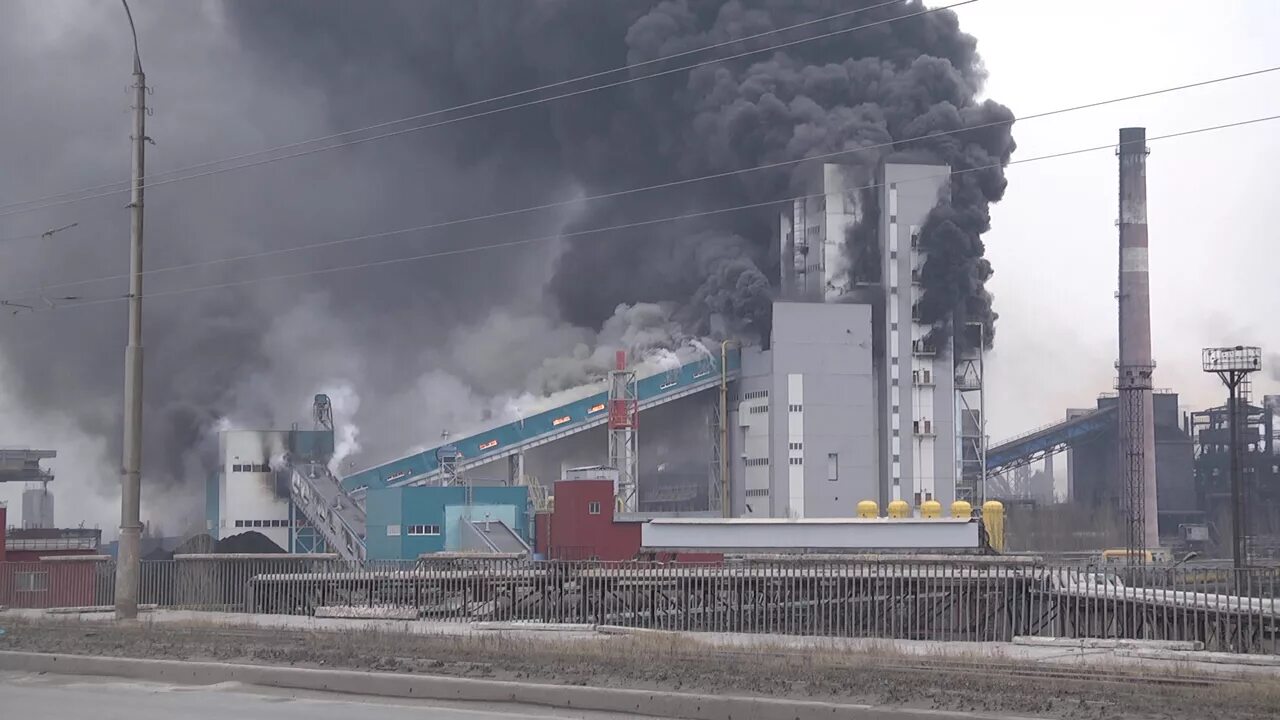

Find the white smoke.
xmin=324 ymin=383 xmax=362 ymax=476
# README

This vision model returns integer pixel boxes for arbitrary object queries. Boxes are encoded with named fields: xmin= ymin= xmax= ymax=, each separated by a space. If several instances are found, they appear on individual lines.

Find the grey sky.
xmin=1 ymin=0 xmax=1277 ymax=529
xmin=955 ymin=0 xmax=1280 ymax=440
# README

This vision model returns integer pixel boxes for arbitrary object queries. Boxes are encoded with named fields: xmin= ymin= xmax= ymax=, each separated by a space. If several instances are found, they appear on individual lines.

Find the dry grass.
xmin=2 ymin=614 xmax=1279 ymax=720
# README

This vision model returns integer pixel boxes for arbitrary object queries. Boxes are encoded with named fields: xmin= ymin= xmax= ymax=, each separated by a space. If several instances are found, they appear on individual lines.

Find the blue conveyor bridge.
xmin=984 ymin=406 xmax=1117 ymax=475
xmin=342 ymin=349 xmax=741 ymax=494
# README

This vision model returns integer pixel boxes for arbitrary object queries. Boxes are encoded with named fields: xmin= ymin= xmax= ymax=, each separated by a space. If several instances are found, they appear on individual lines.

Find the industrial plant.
xmin=159 ymin=134 xmax=1270 ymax=568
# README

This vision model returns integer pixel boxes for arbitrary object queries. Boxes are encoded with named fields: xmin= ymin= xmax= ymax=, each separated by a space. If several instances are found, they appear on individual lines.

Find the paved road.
xmin=0 ymin=671 xmax=654 ymax=720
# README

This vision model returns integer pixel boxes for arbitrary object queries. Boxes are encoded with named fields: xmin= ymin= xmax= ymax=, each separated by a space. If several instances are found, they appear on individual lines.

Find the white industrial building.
xmin=209 ymin=430 xmax=293 ymax=550
xmin=731 ymin=159 xmax=982 ymax=519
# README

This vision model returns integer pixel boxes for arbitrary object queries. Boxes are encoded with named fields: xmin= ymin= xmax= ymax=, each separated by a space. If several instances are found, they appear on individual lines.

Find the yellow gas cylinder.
xmin=950 ymin=500 xmax=973 ymax=519
xmin=921 ymin=500 xmax=942 ymax=519
xmin=856 ymin=500 xmax=879 ymax=518
xmin=982 ymin=500 xmax=1006 ymax=553
xmin=887 ymin=499 xmax=910 ymax=519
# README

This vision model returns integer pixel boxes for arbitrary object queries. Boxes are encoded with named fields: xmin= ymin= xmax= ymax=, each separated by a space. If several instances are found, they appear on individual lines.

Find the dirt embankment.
xmin=2 ymin=620 xmax=1278 ymax=720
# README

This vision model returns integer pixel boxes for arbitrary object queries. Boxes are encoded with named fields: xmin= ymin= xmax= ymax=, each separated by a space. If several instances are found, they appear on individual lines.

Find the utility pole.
xmin=1202 ymin=346 xmax=1261 ymax=571
xmin=115 ymin=0 xmax=148 ymax=620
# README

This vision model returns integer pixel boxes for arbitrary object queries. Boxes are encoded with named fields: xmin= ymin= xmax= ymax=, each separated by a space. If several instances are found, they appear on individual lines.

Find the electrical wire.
xmin=13 ymin=66 xmax=1280 ymax=298
xmin=15 ymin=112 xmax=1278 ymax=314
xmin=0 ymin=0 xmax=906 ymax=211
xmin=0 ymin=0 xmax=976 ymax=221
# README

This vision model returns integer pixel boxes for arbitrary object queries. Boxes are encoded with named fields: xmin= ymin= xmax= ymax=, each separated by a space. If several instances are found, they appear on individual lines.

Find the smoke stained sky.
xmin=1 ymin=0 xmax=1279 ymax=528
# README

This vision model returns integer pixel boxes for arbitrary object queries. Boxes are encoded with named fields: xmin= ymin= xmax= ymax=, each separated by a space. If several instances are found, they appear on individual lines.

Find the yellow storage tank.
xmin=982 ymin=500 xmax=1006 ymax=553
xmin=921 ymin=500 xmax=942 ymax=518
xmin=856 ymin=500 xmax=879 ymax=519
xmin=887 ymin=499 xmax=910 ymax=519
xmin=950 ymin=500 xmax=973 ymax=518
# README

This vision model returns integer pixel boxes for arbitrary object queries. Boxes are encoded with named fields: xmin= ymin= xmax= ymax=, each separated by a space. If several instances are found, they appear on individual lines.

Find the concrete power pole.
xmin=115 ymin=0 xmax=147 ymax=620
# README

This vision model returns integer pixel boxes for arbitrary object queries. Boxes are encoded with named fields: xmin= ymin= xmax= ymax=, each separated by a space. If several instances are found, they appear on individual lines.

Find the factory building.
xmin=745 ymin=159 xmax=969 ymax=517
xmin=206 ymin=428 xmax=335 ymax=553
xmin=729 ymin=302 xmax=878 ymax=518
xmin=364 ymin=485 xmax=530 ymax=560
xmin=1064 ymin=392 xmax=1195 ymax=538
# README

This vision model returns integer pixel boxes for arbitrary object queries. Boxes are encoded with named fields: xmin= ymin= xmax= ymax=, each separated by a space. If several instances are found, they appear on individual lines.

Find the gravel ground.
xmin=2 ymin=619 xmax=1278 ymax=720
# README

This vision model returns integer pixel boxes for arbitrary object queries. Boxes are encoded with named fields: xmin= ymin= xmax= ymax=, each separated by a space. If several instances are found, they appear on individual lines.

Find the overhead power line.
xmin=0 ymin=0 xmax=975 ymax=221
xmin=0 ymin=0 xmax=905 ymax=209
xmin=14 ymin=66 xmax=1280 ymax=298
xmin=13 ymin=112 xmax=1279 ymax=314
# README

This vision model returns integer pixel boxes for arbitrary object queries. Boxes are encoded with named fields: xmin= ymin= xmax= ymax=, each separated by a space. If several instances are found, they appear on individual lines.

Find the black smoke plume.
xmin=0 ymin=0 xmax=1012 ymax=527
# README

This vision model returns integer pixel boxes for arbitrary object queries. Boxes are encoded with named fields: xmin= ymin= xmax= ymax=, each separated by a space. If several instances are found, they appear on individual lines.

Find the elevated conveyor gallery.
xmin=342 ymin=348 xmax=741 ymax=494
xmin=985 ymin=406 xmax=1117 ymax=474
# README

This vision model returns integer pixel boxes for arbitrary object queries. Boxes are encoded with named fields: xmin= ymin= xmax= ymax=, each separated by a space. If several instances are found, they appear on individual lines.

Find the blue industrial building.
xmin=364 ymin=485 xmax=531 ymax=560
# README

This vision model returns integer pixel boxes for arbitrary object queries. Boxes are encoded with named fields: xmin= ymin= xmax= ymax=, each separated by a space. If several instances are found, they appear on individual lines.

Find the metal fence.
xmin=3 ymin=556 xmax=1278 ymax=653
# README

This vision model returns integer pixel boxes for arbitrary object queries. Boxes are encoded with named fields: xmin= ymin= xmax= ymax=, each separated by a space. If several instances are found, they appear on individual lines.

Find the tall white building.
xmin=210 ymin=430 xmax=292 ymax=550
xmin=764 ymin=160 xmax=976 ymax=511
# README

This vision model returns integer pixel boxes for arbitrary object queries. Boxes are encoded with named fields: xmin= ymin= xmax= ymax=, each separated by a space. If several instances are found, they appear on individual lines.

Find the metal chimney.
xmin=1117 ymin=127 xmax=1160 ymax=556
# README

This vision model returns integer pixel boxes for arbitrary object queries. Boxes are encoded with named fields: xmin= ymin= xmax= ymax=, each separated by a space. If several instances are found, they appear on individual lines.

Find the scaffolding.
xmin=608 ymin=351 xmax=638 ymax=513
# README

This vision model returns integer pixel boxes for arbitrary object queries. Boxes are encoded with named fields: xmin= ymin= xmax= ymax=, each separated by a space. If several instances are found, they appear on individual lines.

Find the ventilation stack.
xmin=1117 ymin=127 xmax=1160 ymax=556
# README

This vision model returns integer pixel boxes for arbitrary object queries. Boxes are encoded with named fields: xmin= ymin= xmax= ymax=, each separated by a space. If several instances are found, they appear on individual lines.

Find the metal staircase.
xmin=289 ymin=460 xmax=367 ymax=562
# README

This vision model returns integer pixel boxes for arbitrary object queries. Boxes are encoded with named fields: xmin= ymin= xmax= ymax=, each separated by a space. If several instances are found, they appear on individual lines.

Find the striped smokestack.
xmin=1117 ymin=127 xmax=1160 ymax=553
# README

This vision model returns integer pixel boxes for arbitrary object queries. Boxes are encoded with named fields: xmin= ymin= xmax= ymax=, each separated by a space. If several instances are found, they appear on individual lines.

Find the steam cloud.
xmin=0 ymin=0 xmax=1011 ymax=529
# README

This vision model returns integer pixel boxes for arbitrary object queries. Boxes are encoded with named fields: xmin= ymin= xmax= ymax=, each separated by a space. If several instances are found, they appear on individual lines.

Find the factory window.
xmin=789 ymin=457 xmax=803 ymax=466
xmin=234 ymin=520 xmax=244 ymax=528
xmin=923 ymin=369 xmax=932 ymax=384
xmin=923 ymin=420 xmax=933 ymax=435
xmin=742 ymin=390 xmax=769 ymax=401
xmin=745 ymin=458 xmax=770 ymax=467
xmin=15 ymin=572 xmax=48 ymax=593
xmin=912 ymin=370 xmax=919 ymax=384
xmin=746 ymin=489 xmax=770 ymax=497
xmin=910 ymin=231 xmax=920 ymax=248
xmin=232 ymin=464 xmax=243 ymax=472
xmin=892 ymin=404 xmax=899 ymax=414
xmin=889 ymin=214 xmax=897 ymax=223
xmin=749 ymin=405 xmax=769 ymax=414
xmin=789 ymin=442 xmax=803 ymax=451
xmin=407 ymin=524 xmax=440 ymax=536
xmin=892 ymin=453 xmax=900 ymax=463
xmin=913 ymin=420 xmax=920 ymax=433
xmin=386 ymin=525 xmax=401 ymax=537
xmin=827 ymin=453 xmax=839 ymax=482
xmin=789 ymin=404 xmax=802 ymax=412
xmin=588 ymin=501 xmax=602 ymax=515
xmin=891 ymin=322 xmax=898 ymax=331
